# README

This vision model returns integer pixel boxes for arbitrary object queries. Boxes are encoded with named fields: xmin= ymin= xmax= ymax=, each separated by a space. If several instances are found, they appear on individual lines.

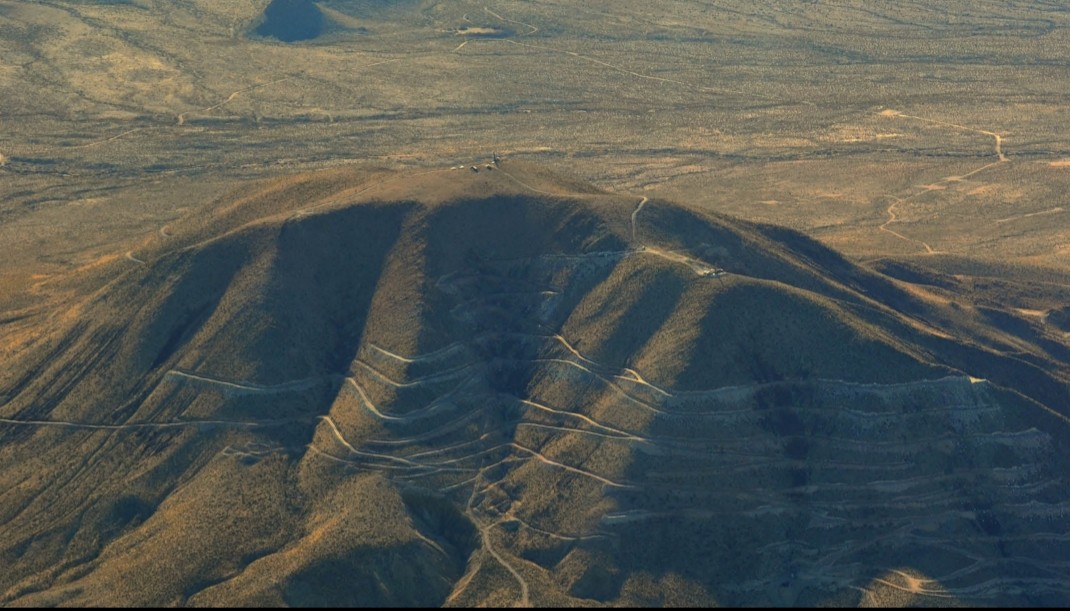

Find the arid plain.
xmin=2 ymin=0 xmax=1070 ymax=607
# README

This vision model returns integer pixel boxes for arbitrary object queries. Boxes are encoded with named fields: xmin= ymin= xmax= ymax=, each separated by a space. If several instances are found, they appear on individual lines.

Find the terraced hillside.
xmin=2 ymin=165 xmax=1070 ymax=606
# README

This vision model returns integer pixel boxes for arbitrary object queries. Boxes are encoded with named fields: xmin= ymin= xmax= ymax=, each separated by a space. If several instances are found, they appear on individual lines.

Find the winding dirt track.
xmin=166 ymin=369 xmax=325 ymax=393
xmin=875 ymin=108 xmax=1010 ymax=253
xmin=3 ymin=337 xmax=1028 ymax=606
xmin=994 ymin=207 xmax=1063 ymax=225
xmin=368 ymin=342 xmax=468 ymax=364
xmin=549 ymin=333 xmax=671 ymax=396
xmin=629 ymin=196 xmax=725 ymax=277
xmin=71 ymin=128 xmax=149 ymax=149
xmin=888 ymin=110 xmax=1008 ymax=162
xmin=0 ymin=415 xmax=297 ymax=431
xmin=510 ymin=442 xmax=634 ymax=489
xmin=353 ymin=359 xmax=478 ymax=389
xmin=877 ymin=196 xmax=938 ymax=254
xmin=517 ymin=398 xmax=644 ymax=441
xmin=176 ymin=76 xmax=292 ymax=126
xmin=630 ymin=196 xmax=647 ymax=242
xmin=446 ymin=451 xmax=533 ymax=607
xmin=484 ymin=5 xmax=539 ymax=35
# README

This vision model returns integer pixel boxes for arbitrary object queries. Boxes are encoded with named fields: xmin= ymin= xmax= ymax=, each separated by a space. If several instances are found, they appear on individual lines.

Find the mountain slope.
xmin=2 ymin=163 xmax=1069 ymax=606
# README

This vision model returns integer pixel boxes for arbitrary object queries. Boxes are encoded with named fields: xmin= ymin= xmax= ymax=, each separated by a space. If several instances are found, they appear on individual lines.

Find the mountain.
xmin=2 ymin=162 xmax=1069 ymax=606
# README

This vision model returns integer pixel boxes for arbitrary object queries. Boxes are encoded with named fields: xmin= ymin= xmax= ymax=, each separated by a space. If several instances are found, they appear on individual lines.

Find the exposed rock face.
xmin=2 ymin=165 xmax=1069 ymax=606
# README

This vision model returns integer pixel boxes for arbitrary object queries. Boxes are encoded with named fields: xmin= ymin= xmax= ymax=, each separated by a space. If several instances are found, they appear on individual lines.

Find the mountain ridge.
xmin=2 ymin=163 xmax=1070 ymax=606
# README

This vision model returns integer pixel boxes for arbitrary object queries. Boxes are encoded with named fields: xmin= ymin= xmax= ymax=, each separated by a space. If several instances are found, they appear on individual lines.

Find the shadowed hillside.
xmin=2 ymin=164 xmax=1070 ymax=606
